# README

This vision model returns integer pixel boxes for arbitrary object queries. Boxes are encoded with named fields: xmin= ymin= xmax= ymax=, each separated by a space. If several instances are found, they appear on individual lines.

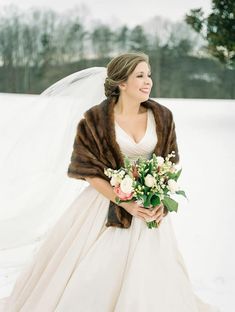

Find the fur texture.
xmin=67 ymin=97 xmax=179 ymax=228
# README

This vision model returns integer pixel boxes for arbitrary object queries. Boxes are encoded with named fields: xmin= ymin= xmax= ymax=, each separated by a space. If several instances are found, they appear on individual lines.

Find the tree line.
xmin=0 ymin=5 xmax=234 ymax=98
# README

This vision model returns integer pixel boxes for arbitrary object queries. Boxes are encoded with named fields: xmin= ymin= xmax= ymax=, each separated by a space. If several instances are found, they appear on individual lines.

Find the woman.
xmin=2 ymin=52 xmax=220 ymax=311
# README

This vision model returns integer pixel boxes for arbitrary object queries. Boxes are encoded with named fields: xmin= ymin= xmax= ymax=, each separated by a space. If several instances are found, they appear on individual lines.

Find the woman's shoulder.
xmin=78 ymin=98 xmax=111 ymax=135
xmin=145 ymin=98 xmax=174 ymax=120
xmin=82 ymin=98 xmax=174 ymax=124
xmin=74 ymin=101 xmax=103 ymax=129
xmin=82 ymin=99 xmax=108 ymax=119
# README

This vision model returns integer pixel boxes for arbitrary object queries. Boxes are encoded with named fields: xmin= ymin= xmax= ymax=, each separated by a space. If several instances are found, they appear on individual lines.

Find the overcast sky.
xmin=0 ymin=0 xmax=212 ymax=27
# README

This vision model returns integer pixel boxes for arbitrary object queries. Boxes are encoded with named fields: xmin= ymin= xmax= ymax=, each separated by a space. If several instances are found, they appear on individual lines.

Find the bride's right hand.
xmin=120 ymin=201 xmax=155 ymax=222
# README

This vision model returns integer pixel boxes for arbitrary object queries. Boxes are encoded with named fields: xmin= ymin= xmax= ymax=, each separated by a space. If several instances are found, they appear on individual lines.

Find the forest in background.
xmin=0 ymin=4 xmax=234 ymax=99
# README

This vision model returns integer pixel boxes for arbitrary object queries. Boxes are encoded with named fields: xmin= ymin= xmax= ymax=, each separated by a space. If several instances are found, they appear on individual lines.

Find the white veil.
xmin=0 ymin=67 xmax=107 ymax=284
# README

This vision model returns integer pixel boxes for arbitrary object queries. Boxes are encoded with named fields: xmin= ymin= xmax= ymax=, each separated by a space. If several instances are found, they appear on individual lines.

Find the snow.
xmin=0 ymin=93 xmax=234 ymax=311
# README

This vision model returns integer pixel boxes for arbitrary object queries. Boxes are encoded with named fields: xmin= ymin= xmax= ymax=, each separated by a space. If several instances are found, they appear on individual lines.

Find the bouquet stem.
xmin=146 ymin=220 xmax=158 ymax=229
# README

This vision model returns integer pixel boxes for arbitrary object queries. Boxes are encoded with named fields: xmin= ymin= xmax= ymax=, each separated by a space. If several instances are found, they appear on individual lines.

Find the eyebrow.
xmin=136 ymin=71 xmax=151 ymax=74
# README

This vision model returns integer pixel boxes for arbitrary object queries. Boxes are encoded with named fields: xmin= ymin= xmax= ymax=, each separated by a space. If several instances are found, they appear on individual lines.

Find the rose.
xmin=120 ymin=175 xmax=134 ymax=194
xmin=144 ymin=174 xmax=156 ymax=187
xmin=167 ymin=179 xmax=179 ymax=193
xmin=113 ymin=186 xmax=134 ymax=200
xmin=110 ymin=175 xmax=122 ymax=187
xmin=156 ymin=156 xmax=164 ymax=166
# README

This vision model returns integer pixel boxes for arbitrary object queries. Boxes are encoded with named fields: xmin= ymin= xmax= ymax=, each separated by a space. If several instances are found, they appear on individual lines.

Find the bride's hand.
xmin=120 ymin=201 xmax=157 ymax=222
xmin=150 ymin=203 xmax=166 ymax=226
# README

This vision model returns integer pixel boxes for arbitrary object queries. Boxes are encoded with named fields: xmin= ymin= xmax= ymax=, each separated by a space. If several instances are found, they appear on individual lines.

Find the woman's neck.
xmin=114 ymin=96 xmax=146 ymax=116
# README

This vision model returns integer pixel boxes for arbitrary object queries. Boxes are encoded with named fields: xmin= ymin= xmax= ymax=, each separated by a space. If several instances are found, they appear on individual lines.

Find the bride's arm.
xmin=85 ymin=176 xmax=119 ymax=205
xmin=85 ymin=177 xmax=156 ymax=221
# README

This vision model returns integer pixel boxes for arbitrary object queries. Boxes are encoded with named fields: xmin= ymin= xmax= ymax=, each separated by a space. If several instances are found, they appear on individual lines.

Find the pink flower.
xmin=113 ymin=186 xmax=134 ymax=201
xmin=169 ymin=166 xmax=176 ymax=173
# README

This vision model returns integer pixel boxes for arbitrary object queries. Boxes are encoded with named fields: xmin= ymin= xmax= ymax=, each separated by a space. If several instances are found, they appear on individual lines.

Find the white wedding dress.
xmin=2 ymin=108 xmax=220 ymax=311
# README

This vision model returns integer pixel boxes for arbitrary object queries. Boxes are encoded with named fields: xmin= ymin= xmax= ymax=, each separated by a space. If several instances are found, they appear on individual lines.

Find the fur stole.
xmin=67 ymin=97 xmax=179 ymax=228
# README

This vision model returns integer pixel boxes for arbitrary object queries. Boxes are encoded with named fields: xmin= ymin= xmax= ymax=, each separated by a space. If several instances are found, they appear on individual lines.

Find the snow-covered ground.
xmin=0 ymin=93 xmax=234 ymax=311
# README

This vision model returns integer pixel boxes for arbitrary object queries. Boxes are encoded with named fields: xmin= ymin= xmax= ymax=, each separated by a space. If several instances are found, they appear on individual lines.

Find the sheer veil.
xmin=0 ymin=67 xmax=107 ymax=273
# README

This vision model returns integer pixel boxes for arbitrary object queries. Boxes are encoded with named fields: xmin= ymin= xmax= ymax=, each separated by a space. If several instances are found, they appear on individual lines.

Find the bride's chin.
xmin=130 ymin=94 xmax=149 ymax=103
xmin=139 ymin=95 xmax=149 ymax=102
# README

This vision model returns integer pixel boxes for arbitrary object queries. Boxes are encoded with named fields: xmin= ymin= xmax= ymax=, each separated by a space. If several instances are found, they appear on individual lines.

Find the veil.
xmin=0 ymin=67 xmax=107 ymax=285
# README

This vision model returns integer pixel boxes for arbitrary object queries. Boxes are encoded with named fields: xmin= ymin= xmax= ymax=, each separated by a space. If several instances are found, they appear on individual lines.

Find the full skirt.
xmin=2 ymin=185 xmax=220 ymax=312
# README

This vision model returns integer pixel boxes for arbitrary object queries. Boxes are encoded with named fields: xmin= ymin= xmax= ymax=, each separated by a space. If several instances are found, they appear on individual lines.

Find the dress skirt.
xmin=2 ymin=185 xmax=219 ymax=312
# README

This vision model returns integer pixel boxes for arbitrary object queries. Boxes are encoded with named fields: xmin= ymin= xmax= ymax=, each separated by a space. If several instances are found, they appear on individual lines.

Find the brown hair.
xmin=104 ymin=52 xmax=150 ymax=102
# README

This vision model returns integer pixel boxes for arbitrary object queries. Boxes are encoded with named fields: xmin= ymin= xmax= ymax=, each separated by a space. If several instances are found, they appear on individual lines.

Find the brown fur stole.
xmin=67 ymin=97 xmax=179 ymax=228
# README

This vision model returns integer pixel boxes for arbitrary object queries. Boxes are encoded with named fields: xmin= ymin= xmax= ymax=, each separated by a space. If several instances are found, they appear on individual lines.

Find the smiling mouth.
xmin=140 ymin=89 xmax=150 ymax=93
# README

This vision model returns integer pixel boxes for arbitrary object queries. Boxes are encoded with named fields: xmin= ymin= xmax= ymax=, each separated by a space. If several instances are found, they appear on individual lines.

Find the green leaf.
xmin=144 ymin=195 xmax=151 ymax=207
xmin=176 ymin=190 xmax=187 ymax=199
xmin=150 ymin=194 xmax=161 ymax=206
xmin=167 ymin=172 xmax=176 ymax=179
xmin=162 ymin=197 xmax=178 ymax=212
xmin=140 ymin=173 xmax=145 ymax=184
xmin=175 ymin=168 xmax=182 ymax=181
xmin=115 ymin=196 xmax=121 ymax=204
xmin=124 ymin=156 xmax=131 ymax=168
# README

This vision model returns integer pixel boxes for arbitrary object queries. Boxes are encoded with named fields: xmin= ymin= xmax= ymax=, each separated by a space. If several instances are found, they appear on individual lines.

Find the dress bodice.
xmin=114 ymin=108 xmax=158 ymax=163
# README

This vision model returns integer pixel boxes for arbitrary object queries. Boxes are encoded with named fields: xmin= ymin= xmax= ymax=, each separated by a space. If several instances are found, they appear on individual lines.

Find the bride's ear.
xmin=118 ymin=82 xmax=127 ymax=91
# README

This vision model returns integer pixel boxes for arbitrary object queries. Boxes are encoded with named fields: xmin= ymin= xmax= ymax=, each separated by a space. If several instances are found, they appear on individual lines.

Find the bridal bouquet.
xmin=104 ymin=151 xmax=187 ymax=229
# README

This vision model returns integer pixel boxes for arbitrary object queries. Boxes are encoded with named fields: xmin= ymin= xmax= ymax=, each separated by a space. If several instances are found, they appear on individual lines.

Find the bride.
xmin=1 ymin=52 xmax=220 ymax=311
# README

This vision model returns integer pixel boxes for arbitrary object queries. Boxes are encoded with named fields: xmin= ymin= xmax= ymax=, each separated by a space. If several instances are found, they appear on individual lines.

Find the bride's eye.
xmin=136 ymin=74 xmax=152 ymax=78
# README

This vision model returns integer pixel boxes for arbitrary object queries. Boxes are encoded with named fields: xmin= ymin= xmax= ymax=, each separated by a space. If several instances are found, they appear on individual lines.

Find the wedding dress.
xmin=2 ymin=110 xmax=220 ymax=311
xmin=0 ymin=68 xmax=220 ymax=311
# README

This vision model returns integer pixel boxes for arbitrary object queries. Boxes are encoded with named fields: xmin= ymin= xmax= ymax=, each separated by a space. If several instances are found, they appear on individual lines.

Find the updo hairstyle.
xmin=104 ymin=52 xmax=150 ymax=103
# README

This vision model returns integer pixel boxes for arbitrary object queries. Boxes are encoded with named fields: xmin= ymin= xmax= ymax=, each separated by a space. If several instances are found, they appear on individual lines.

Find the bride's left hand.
xmin=147 ymin=203 xmax=166 ymax=226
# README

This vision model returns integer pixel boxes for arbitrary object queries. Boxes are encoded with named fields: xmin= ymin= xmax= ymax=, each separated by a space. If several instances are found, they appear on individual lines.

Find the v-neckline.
xmin=115 ymin=109 xmax=149 ymax=145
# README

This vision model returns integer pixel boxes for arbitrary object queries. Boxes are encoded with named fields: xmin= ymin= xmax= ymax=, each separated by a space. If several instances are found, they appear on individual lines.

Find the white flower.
xmin=119 ymin=170 xmax=126 ymax=177
xmin=156 ymin=156 xmax=164 ymax=166
xmin=120 ymin=175 xmax=134 ymax=193
xmin=104 ymin=168 xmax=112 ymax=178
xmin=110 ymin=175 xmax=122 ymax=187
xmin=144 ymin=174 xmax=156 ymax=187
xmin=167 ymin=179 xmax=179 ymax=193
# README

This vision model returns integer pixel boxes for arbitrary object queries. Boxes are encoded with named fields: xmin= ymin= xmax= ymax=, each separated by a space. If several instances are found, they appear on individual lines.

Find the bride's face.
xmin=119 ymin=61 xmax=153 ymax=102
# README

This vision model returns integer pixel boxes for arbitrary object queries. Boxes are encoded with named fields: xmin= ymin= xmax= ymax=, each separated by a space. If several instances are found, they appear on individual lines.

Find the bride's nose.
xmin=144 ymin=80 xmax=151 ymax=86
xmin=145 ymin=76 xmax=152 ymax=83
